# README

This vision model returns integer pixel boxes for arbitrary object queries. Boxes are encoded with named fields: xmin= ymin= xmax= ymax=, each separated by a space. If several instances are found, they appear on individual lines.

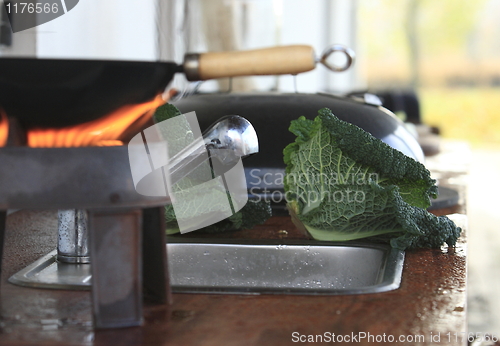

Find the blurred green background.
xmin=358 ymin=0 xmax=500 ymax=147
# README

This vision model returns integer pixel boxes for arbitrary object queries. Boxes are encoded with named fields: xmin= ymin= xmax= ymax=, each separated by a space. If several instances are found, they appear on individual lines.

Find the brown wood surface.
xmin=0 ymin=211 xmax=467 ymax=346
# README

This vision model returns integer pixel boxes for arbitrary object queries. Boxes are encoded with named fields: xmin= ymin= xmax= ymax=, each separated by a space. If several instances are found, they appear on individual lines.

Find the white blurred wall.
xmin=0 ymin=0 xmax=159 ymax=61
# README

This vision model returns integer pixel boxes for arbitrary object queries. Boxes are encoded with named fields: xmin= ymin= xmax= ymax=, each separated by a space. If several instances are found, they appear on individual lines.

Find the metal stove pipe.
xmin=57 ymin=209 xmax=90 ymax=264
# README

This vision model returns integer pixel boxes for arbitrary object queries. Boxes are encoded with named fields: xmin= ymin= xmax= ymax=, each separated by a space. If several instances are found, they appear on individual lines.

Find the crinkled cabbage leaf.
xmin=284 ymin=108 xmax=461 ymax=250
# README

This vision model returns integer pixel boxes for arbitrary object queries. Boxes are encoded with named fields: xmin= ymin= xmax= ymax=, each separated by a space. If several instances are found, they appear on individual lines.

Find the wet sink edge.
xmin=166 ymin=237 xmax=405 ymax=296
xmin=7 ymin=239 xmax=404 ymax=295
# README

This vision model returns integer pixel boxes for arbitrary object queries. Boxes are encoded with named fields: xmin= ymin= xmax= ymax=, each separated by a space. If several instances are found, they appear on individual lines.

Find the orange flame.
xmin=27 ymin=95 xmax=166 ymax=147
xmin=0 ymin=112 xmax=7 ymax=147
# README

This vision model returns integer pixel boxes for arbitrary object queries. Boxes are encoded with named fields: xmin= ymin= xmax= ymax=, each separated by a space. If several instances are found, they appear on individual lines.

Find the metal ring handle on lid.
xmin=319 ymin=45 xmax=356 ymax=72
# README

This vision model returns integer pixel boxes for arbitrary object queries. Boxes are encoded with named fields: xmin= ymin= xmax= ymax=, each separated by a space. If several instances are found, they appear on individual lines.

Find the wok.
xmin=0 ymin=45 xmax=352 ymax=128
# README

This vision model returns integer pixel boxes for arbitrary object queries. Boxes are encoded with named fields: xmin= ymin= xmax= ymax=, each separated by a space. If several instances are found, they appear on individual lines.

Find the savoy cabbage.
xmin=284 ymin=108 xmax=461 ymax=250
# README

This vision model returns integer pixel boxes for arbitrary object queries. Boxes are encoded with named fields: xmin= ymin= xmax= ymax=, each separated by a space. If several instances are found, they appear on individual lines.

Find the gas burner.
xmin=0 ymin=145 xmax=171 ymax=329
xmin=0 ymin=111 xmax=260 ymax=330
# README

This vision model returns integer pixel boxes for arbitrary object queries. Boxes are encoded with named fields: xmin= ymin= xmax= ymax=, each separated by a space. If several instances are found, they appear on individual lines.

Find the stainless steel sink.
xmin=9 ymin=238 xmax=404 ymax=295
xmin=167 ymin=238 xmax=405 ymax=295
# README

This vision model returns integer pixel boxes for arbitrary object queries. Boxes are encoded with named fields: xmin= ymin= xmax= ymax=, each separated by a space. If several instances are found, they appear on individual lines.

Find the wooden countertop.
xmin=0 ymin=143 xmax=470 ymax=346
xmin=0 ymin=212 xmax=467 ymax=346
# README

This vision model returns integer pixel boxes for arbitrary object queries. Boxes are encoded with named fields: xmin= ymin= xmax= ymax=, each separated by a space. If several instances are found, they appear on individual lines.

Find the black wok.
xmin=0 ymin=45 xmax=329 ymax=128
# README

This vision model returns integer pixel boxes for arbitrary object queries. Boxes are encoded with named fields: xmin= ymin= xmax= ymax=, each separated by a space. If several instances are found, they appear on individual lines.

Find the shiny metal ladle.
xmin=168 ymin=115 xmax=259 ymax=185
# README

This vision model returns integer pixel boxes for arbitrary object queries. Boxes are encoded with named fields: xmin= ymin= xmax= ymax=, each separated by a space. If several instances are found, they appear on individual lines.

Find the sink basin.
xmin=168 ymin=238 xmax=405 ymax=295
xmin=9 ymin=238 xmax=404 ymax=295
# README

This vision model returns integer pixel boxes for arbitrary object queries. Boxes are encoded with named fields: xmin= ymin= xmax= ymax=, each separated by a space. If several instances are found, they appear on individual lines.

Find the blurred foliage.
xmin=417 ymin=0 xmax=487 ymax=53
xmin=358 ymin=0 xmax=409 ymax=60
xmin=358 ymin=0 xmax=496 ymax=87
xmin=358 ymin=0 xmax=489 ymax=56
xmin=358 ymin=0 xmax=500 ymax=147
xmin=420 ymin=87 xmax=500 ymax=147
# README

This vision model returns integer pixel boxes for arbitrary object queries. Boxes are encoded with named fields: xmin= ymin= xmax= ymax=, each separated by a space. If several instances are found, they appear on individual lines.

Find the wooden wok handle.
xmin=184 ymin=45 xmax=316 ymax=81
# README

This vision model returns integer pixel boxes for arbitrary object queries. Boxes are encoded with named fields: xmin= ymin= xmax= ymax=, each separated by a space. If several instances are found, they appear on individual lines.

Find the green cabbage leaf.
xmin=284 ymin=108 xmax=461 ymax=250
